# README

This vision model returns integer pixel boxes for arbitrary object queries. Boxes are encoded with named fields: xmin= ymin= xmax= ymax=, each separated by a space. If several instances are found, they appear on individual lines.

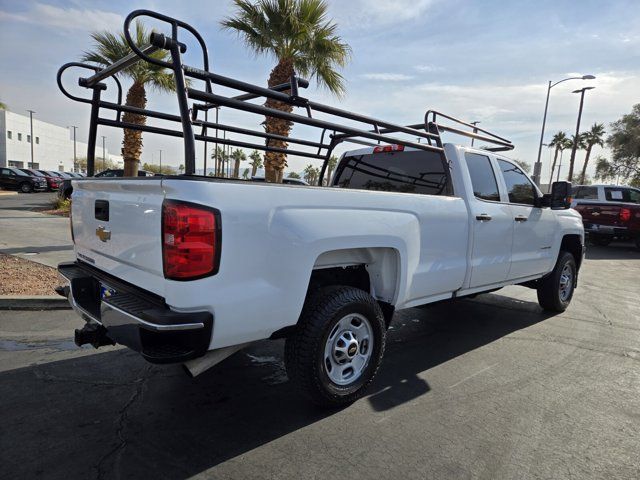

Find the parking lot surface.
xmin=0 ymin=192 xmax=74 ymax=267
xmin=1 ymin=242 xmax=639 ymax=480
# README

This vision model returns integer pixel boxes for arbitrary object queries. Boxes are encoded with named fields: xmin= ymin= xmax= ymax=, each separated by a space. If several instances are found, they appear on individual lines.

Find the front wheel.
xmin=537 ymin=251 xmax=577 ymax=312
xmin=285 ymin=286 xmax=386 ymax=407
xmin=19 ymin=182 xmax=33 ymax=193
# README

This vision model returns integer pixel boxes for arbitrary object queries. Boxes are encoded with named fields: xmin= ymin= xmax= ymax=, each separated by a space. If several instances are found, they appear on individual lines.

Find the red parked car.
xmin=571 ymin=184 xmax=640 ymax=249
xmin=21 ymin=169 xmax=62 ymax=191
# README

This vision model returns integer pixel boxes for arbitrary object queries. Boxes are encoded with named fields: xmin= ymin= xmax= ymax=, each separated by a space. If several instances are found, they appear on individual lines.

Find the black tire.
xmin=590 ymin=234 xmax=612 ymax=247
xmin=285 ymin=286 xmax=386 ymax=408
xmin=19 ymin=182 xmax=33 ymax=193
xmin=537 ymin=251 xmax=577 ymax=312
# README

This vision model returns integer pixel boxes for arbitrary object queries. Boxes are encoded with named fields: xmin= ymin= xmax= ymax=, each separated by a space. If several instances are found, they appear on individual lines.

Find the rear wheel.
xmin=19 ymin=182 xmax=33 ymax=193
xmin=537 ymin=251 xmax=576 ymax=312
xmin=285 ymin=286 xmax=386 ymax=407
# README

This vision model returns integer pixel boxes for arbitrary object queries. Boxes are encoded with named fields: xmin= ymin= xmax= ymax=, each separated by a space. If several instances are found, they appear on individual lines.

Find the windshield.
xmin=22 ymin=169 xmax=44 ymax=177
xmin=11 ymin=168 xmax=29 ymax=177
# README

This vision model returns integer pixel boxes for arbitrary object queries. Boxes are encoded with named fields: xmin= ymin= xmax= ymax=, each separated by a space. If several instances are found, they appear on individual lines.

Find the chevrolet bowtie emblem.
xmin=96 ymin=226 xmax=111 ymax=242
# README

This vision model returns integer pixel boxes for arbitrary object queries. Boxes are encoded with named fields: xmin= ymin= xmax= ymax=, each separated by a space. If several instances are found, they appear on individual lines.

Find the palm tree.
xmin=249 ymin=149 xmax=263 ymax=177
xmin=578 ymin=123 xmax=606 ymax=184
xmin=222 ymin=0 xmax=351 ymax=183
xmin=230 ymin=148 xmax=247 ymax=178
xmin=325 ymin=155 xmax=338 ymax=185
xmin=82 ymin=22 xmax=175 ymax=177
xmin=211 ymin=146 xmax=228 ymax=176
xmin=303 ymin=164 xmax=315 ymax=183
xmin=547 ymin=131 xmax=569 ymax=188
xmin=566 ymin=134 xmax=586 ymax=181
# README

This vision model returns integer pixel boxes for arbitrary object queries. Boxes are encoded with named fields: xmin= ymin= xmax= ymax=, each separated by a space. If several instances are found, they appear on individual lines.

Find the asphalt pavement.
xmin=0 ymin=192 xmax=74 ymax=267
xmin=1 ymin=241 xmax=639 ymax=479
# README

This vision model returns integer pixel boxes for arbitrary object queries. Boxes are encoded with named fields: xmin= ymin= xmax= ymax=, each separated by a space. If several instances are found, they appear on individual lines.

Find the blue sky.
xmin=1 ymin=0 xmax=638 ymax=178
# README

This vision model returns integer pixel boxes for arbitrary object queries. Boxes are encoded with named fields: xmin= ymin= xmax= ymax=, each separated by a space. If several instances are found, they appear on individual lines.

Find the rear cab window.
xmin=333 ymin=149 xmax=451 ymax=196
xmin=604 ymin=187 xmax=640 ymax=204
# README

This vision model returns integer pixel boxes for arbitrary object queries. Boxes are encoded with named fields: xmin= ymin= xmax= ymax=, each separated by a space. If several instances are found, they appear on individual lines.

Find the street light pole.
xmin=27 ymin=110 xmax=35 ymax=168
xmin=470 ymin=121 xmax=480 ymax=147
xmin=567 ymin=86 xmax=595 ymax=182
xmin=532 ymin=74 xmax=595 ymax=186
xmin=70 ymin=126 xmax=78 ymax=172
xmin=159 ymin=149 xmax=162 ymax=173
xmin=101 ymin=135 xmax=106 ymax=171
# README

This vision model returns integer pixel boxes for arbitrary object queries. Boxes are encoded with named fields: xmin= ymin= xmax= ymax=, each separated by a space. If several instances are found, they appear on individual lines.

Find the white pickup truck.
xmin=58 ymin=143 xmax=584 ymax=406
xmin=57 ymin=10 xmax=585 ymax=406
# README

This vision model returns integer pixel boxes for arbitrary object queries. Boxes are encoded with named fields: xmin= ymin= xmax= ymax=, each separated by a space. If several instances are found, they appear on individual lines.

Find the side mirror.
xmin=550 ymin=181 xmax=572 ymax=209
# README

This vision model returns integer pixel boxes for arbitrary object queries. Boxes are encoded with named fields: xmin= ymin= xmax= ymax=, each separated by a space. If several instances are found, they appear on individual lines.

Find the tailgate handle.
xmin=95 ymin=200 xmax=109 ymax=221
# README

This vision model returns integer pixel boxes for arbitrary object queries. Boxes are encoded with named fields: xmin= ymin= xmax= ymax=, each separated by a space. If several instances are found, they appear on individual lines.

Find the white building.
xmin=0 ymin=109 xmax=122 ymax=172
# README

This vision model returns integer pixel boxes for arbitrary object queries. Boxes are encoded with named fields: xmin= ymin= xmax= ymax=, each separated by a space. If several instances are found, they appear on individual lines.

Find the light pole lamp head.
xmin=572 ymin=86 xmax=595 ymax=94
xmin=581 ymin=74 xmax=596 ymax=80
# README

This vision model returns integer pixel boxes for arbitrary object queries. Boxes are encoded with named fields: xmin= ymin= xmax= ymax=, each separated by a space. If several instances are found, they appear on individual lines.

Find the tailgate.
xmin=71 ymin=178 xmax=166 ymax=295
xmin=575 ymin=203 xmax=623 ymax=226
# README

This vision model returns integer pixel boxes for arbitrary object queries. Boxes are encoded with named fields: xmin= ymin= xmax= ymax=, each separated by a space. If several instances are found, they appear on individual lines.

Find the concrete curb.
xmin=0 ymin=295 xmax=71 ymax=310
xmin=0 ymin=191 xmax=19 ymax=196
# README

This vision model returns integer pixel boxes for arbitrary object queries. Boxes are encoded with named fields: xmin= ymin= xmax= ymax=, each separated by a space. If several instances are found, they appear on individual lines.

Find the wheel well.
xmin=561 ymin=234 xmax=583 ymax=270
xmin=307 ymin=265 xmax=395 ymax=328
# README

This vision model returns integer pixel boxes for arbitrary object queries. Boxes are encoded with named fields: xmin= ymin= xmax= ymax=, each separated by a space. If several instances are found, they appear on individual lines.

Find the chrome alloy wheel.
xmin=323 ymin=313 xmax=373 ymax=386
xmin=558 ymin=263 xmax=574 ymax=302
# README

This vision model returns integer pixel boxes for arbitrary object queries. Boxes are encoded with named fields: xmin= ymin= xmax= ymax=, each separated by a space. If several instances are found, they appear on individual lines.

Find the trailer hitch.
xmin=74 ymin=324 xmax=116 ymax=349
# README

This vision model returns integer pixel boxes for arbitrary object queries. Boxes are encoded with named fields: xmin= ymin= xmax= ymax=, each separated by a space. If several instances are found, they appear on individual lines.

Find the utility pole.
xmin=470 ymin=121 xmax=480 ymax=147
xmin=27 ymin=110 xmax=35 ymax=168
xmin=567 ymin=87 xmax=595 ymax=181
xmin=101 ymin=135 xmax=106 ymax=171
xmin=70 ymin=126 xmax=78 ymax=172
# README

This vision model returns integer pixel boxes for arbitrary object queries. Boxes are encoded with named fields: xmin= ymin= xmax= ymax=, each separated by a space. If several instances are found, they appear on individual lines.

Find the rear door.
xmin=495 ymin=159 xmax=556 ymax=279
xmin=464 ymin=152 xmax=514 ymax=288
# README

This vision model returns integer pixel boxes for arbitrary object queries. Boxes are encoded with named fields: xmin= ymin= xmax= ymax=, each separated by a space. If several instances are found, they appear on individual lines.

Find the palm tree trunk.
xmin=251 ymin=163 xmax=258 ymax=177
xmin=121 ymin=82 xmax=147 ymax=177
xmin=579 ymin=145 xmax=593 ymax=185
xmin=547 ymin=148 xmax=560 ymax=192
xmin=264 ymin=58 xmax=294 ymax=183
xmin=234 ymin=159 xmax=240 ymax=178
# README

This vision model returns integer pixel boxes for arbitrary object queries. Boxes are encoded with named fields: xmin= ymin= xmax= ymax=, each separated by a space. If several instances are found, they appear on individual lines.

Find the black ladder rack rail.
xmin=57 ymin=9 xmax=511 ymax=183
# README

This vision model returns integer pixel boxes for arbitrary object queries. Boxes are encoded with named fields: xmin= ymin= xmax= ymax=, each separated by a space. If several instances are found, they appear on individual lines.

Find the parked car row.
xmin=0 ymin=167 xmax=86 ymax=193
xmin=571 ymin=184 xmax=640 ymax=250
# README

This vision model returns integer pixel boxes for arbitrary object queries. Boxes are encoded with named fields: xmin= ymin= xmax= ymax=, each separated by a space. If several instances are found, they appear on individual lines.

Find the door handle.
xmin=514 ymin=215 xmax=528 ymax=222
xmin=476 ymin=213 xmax=492 ymax=221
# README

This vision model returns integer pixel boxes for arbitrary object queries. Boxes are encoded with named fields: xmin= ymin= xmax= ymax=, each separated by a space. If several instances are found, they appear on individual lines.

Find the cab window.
xmin=605 ymin=187 xmax=640 ymax=204
xmin=333 ymin=150 xmax=450 ymax=196
xmin=465 ymin=153 xmax=500 ymax=201
xmin=497 ymin=159 xmax=536 ymax=205
xmin=573 ymin=186 xmax=598 ymax=200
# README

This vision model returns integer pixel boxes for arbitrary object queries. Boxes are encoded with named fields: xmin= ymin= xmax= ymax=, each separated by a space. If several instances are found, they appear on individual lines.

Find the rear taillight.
xmin=162 ymin=200 xmax=220 ymax=280
xmin=373 ymin=144 xmax=404 ymax=153
xmin=620 ymin=207 xmax=632 ymax=222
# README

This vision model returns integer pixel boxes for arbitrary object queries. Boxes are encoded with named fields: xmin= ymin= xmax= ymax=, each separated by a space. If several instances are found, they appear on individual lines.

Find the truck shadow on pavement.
xmin=1 ymin=293 xmax=553 ymax=480
xmin=584 ymin=242 xmax=640 ymax=260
